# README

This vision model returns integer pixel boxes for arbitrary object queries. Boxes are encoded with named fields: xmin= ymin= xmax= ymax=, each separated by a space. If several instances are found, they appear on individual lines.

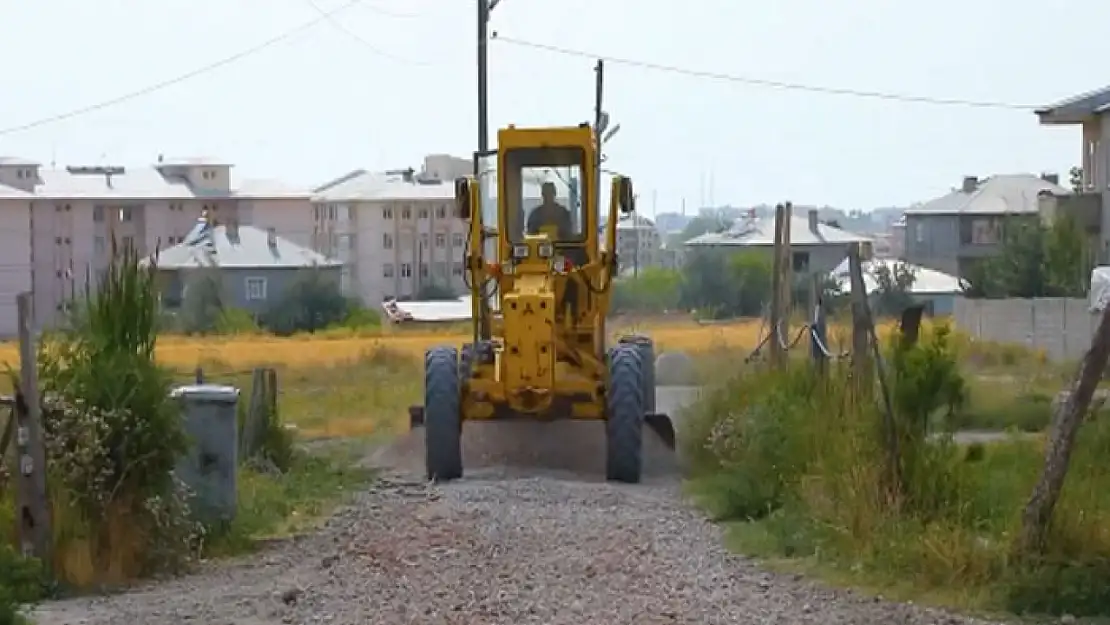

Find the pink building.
xmin=0 ymin=156 xmax=313 ymax=335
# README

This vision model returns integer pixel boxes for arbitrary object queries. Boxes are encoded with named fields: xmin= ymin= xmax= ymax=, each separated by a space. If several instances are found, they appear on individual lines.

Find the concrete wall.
xmin=952 ymin=297 xmax=1096 ymax=361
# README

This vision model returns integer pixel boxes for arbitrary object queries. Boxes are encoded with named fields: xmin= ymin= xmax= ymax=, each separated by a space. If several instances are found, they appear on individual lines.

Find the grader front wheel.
xmin=424 ymin=346 xmax=463 ymax=482
xmin=606 ymin=343 xmax=645 ymax=483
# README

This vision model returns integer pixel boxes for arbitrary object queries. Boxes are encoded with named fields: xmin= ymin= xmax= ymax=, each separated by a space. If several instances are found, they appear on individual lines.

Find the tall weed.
xmin=32 ymin=241 xmax=199 ymax=586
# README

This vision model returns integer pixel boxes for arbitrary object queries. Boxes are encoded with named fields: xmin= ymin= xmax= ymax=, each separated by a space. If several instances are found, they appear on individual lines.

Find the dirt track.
xmin=29 ymin=388 xmax=1012 ymax=625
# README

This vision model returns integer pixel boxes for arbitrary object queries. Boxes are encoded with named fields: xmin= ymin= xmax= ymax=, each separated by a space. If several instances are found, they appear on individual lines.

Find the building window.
xmin=420 ymin=263 xmax=429 ymax=278
xmin=120 ymin=207 xmax=133 ymax=222
xmin=383 ymin=263 xmax=394 ymax=277
xmin=245 ymin=277 xmax=268 ymax=301
xmin=435 ymin=233 xmax=446 ymax=248
xmin=419 ymin=208 xmax=429 ymax=219
xmin=970 ymin=218 xmax=1000 ymax=245
xmin=791 ymin=251 xmax=810 ymax=273
xmin=419 ymin=233 xmax=429 ymax=248
xmin=383 ymin=233 xmax=393 ymax=249
xmin=452 ymin=262 xmax=464 ymax=276
xmin=914 ymin=222 xmax=925 ymax=243
xmin=436 ymin=205 xmax=447 ymax=219
xmin=121 ymin=235 xmax=134 ymax=251
xmin=402 ymin=206 xmax=412 ymax=220
xmin=400 ymin=263 xmax=412 ymax=278
xmin=328 ymin=205 xmax=337 ymax=220
xmin=452 ymin=233 xmax=464 ymax=247
xmin=93 ymin=206 xmax=104 ymax=222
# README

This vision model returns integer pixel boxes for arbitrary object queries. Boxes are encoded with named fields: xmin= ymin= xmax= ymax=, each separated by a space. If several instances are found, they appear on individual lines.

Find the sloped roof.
xmin=0 ymin=160 xmax=310 ymax=200
xmin=1036 ymin=85 xmax=1110 ymax=124
xmin=152 ymin=220 xmax=339 ymax=269
xmin=830 ymin=258 xmax=962 ymax=295
xmin=903 ymin=174 xmax=1067 ymax=216
xmin=314 ymin=167 xmax=575 ymax=202
xmin=684 ymin=214 xmax=871 ymax=247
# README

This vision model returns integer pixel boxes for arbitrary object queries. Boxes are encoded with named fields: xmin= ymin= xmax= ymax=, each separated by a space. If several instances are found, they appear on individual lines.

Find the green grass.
xmin=203 ymin=442 xmax=374 ymax=556
xmin=682 ymin=326 xmax=1110 ymax=620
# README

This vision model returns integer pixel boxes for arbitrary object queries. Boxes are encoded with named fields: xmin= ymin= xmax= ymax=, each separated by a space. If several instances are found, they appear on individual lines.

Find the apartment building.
xmin=312 ymin=153 xmax=586 ymax=304
xmin=0 ymin=156 xmax=314 ymax=333
xmin=314 ymin=156 xmax=471 ymax=304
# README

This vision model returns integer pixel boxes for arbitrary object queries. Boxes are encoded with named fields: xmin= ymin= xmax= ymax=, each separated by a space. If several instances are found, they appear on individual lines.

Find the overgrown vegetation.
xmin=612 ymin=249 xmax=917 ymax=320
xmin=683 ymin=322 xmax=1110 ymax=618
xmin=962 ymin=213 xmax=1092 ymax=299
xmin=173 ymin=266 xmax=381 ymax=336
xmin=0 ymin=243 xmax=373 ymax=621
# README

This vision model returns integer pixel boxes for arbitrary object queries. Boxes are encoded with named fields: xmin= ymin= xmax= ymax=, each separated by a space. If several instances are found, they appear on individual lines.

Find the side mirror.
xmin=618 ymin=177 xmax=635 ymax=215
xmin=455 ymin=177 xmax=472 ymax=220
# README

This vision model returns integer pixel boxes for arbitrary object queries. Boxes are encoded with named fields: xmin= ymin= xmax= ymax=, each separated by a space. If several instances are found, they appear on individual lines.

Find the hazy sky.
xmin=0 ymin=0 xmax=1102 ymax=212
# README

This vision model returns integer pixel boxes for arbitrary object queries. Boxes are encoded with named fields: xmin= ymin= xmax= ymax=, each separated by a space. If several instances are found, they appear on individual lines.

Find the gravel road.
xmin=28 ymin=387 xmax=1013 ymax=625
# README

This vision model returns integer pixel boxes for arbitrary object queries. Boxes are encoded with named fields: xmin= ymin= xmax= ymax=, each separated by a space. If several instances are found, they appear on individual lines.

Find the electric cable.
xmin=491 ymin=33 xmax=1040 ymax=110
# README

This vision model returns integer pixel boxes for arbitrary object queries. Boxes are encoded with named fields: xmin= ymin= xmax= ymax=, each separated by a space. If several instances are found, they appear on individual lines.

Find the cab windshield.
xmin=502 ymin=147 xmax=586 ymax=244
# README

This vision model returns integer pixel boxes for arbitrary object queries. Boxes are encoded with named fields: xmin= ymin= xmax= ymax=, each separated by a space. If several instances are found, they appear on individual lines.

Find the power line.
xmin=491 ymin=34 xmax=1040 ymax=111
xmin=0 ymin=0 xmax=367 ymax=138
xmin=300 ymin=0 xmax=428 ymax=64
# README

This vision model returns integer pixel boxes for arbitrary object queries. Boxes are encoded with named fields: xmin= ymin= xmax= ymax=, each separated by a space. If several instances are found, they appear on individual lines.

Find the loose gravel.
xmin=30 ymin=424 xmax=1012 ymax=625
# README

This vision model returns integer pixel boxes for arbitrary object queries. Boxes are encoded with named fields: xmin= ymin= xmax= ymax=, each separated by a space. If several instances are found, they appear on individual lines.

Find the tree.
xmin=872 ymin=261 xmax=917 ymax=317
xmin=263 ymin=268 xmax=351 ymax=335
xmin=612 ymin=267 xmax=682 ymax=313
xmin=179 ymin=267 xmax=227 ymax=334
xmin=961 ymin=215 xmax=1089 ymax=299
xmin=416 ymin=283 xmax=457 ymax=300
xmin=1069 ymin=165 xmax=1084 ymax=193
xmin=678 ymin=249 xmax=773 ymax=318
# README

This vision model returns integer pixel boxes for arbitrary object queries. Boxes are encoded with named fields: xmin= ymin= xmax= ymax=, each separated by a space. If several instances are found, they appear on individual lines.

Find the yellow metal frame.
xmin=456 ymin=124 xmax=631 ymax=422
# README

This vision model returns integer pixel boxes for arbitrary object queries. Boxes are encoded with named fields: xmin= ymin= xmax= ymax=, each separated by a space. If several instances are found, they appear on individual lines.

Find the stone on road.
xmin=31 ymin=472 xmax=1005 ymax=625
xmin=30 ymin=384 xmax=1010 ymax=624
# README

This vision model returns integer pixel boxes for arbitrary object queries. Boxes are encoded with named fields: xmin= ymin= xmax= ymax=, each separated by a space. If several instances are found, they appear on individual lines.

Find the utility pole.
xmin=593 ymin=59 xmax=604 ymax=215
xmin=475 ymin=0 xmax=501 ymax=340
xmin=476 ymin=0 xmax=499 ymax=173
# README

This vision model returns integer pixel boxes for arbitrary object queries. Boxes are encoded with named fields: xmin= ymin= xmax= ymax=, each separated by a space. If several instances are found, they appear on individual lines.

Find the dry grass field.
xmin=0 ymin=316 xmax=1043 ymax=441
xmin=0 ymin=317 xmax=804 ymax=371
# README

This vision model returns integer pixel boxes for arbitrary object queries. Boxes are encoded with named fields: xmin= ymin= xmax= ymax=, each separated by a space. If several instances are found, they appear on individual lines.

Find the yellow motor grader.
xmin=408 ymin=123 xmax=674 ymax=483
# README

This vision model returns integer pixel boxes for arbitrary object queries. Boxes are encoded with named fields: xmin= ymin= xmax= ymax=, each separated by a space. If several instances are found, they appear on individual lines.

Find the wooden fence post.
xmin=15 ymin=292 xmax=51 ymax=570
xmin=1020 ymin=298 xmax=1110 ymax=553
xmin=810 ymin=273 xmax=828 ymax=375
xmin=847 ymin=244 xmax=872 ymax=388
xmin=769 ymin=203 xmax=787 ymax=367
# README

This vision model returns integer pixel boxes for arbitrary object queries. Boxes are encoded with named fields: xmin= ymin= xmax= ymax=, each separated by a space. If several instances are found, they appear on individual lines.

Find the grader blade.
xmin=645 ymin=412 xmax=676 ymax=450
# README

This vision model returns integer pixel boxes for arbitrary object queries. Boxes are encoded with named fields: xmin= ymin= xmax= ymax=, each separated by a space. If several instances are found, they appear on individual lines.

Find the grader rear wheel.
xmin=424 ymin=346 xmax=463 ymax=482
xmin=606 ymin=343 xmax=645 ymax=483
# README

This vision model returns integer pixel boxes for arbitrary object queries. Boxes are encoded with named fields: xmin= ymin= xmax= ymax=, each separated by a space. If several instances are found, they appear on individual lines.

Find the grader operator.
xmin=408 ymin=123 xmax=674 ymax=484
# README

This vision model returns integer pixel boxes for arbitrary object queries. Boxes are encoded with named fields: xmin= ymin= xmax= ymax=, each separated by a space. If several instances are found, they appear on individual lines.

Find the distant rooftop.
xmin=902 ymin=173 xmax=1067 ymax=216
xmin=685 ymin=214 xmax=870 ymax=247
xmin=152 ymin=221 xmax=339 ymax=269
xmin=0 ymin=158 xmax=310 ymax=200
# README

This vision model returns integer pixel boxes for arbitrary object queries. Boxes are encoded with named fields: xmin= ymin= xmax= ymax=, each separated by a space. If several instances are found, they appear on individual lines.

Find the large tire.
xmin=619 ymin=335 xmax=656 ymax=414
xmin=424 ymin=346 xmax=463 ymax=482
xmin=606 ymin=343 xmax=645 ymax=483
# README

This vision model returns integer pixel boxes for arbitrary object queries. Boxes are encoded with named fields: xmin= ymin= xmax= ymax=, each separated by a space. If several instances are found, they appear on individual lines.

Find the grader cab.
xmin=408 ymin=123 xmax=674 ymax=484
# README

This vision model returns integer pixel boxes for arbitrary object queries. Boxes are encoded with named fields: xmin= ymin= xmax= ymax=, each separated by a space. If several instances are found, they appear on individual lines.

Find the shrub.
xmin=32 ymin=241 xmax=200 ymax=585
xmin=0 ymin=545 xmax=45 ymax=625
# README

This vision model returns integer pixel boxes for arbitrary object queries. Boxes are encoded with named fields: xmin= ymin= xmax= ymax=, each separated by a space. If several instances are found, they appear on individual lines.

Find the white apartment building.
xmin=313 ymin=155 xmax=473 ymax=304
xmin=0 ymin=156 xmax=314 ymax=334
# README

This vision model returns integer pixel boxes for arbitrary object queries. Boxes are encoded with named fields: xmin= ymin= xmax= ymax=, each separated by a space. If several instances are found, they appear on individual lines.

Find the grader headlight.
xmin=512 ymin=244 xmax=529 ymax=260
xmin=538 ymin=243 xmax=554 ymax=258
